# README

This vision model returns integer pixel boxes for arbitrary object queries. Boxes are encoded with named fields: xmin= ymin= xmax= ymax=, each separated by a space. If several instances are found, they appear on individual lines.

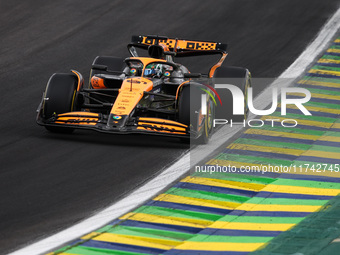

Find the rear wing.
xmin=129 ymin=35 xmax=227 ymax=57
xmin=128 ymin=35 xmax=228 ymax=77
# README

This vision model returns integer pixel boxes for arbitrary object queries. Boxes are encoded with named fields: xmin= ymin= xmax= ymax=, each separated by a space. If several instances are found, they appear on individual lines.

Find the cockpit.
xmin=124 ymin=59 xmax=180 ymax=80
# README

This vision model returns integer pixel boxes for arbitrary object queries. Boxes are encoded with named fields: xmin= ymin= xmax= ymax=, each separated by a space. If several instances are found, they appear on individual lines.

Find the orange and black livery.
xmin=36 ymin=35 xmax=251 ymax=143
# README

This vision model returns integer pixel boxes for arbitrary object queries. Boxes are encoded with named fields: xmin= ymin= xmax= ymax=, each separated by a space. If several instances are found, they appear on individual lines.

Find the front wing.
xmin=37 ymin=111 xmax=194 ymax=138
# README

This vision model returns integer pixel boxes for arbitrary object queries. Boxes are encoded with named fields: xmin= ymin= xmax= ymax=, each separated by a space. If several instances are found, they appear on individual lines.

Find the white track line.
xmin=9 ymin=7 xmax=340 ymax=255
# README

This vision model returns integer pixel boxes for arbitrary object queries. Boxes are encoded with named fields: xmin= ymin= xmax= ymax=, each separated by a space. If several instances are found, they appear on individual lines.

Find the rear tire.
xmin=43 ymin=73 xmax=78 ymax=133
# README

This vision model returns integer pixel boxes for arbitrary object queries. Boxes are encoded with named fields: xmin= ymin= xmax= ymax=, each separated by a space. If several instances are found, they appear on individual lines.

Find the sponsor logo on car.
xmin=112 ymin=115 xmax=122 ymax=120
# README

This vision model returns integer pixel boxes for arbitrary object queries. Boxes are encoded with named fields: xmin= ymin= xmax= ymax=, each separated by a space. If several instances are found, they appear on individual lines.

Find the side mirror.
xmin=92 ymin=64 xmax=108 ymax=71
xmin=184 ymin=73 xmax=202 ymax=78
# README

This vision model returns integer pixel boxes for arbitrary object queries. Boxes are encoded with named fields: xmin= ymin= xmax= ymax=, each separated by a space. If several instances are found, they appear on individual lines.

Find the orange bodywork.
xmin=91 ymin=76 xmax=106 ymax=89
xmin=209 ymin=52 xmax=228 ymax=78
xmin=56 ymin=112 xmax=99 ymax=126
xmin=87 ymin=57 xmax=169 ymax=117
xmin=137 ymin=117 xmax=187 ymax=134
xmin=110 ymin=77 xmax=153 ymax=116
xmin=110 ymin=58 xmax=168 ymax=116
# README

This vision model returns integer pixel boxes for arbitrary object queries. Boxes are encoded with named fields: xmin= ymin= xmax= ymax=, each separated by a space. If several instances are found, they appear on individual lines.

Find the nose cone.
xmin=110 ymin=77 xmax=153 ymax=116
xmin=107 ymin=114 xmax=128 ymax=129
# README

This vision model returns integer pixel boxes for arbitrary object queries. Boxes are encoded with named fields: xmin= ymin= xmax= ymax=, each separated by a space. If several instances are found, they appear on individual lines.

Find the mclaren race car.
xmin=36 ymin=35 xmax=251 ymax=143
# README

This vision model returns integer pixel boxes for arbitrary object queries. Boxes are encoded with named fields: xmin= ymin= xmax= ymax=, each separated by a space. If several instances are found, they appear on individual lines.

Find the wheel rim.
xmin=205 ymin=98 xmax=214 ymax=137
xmin=244 ymin=78 xmax=250 ymax=120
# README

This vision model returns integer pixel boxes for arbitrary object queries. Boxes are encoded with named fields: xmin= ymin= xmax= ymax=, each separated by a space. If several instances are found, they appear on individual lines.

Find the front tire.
xmin=178 ymin=85 xmax=191 ymax=144
xmin=198 ymin=94 xmax=215 ymax=144
xmin=43 ymin=73 xmax=78 ymax=133
xmin=214 ymin=66 xmax=251 ymax=122
xmin=178 ymin=84 xmax=214 ymax=144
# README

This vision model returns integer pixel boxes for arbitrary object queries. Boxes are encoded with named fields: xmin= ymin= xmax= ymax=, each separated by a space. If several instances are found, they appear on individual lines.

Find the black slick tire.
xmin=43 ymin=73 xmax=78 ymax=133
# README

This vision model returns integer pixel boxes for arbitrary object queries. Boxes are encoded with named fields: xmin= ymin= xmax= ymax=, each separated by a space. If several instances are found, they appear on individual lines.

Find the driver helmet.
xmin=144 ymin=63 xmax=163 ymax=78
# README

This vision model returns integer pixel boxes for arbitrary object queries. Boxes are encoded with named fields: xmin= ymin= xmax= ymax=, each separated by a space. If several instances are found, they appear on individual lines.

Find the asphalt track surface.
xmin=0 ymin=0 xmax=339 ymax=254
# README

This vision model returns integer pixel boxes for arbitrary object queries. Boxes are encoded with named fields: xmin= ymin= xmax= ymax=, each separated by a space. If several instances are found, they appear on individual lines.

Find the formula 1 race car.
xmin=36 ymin=35 xmax=251 ymax=143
